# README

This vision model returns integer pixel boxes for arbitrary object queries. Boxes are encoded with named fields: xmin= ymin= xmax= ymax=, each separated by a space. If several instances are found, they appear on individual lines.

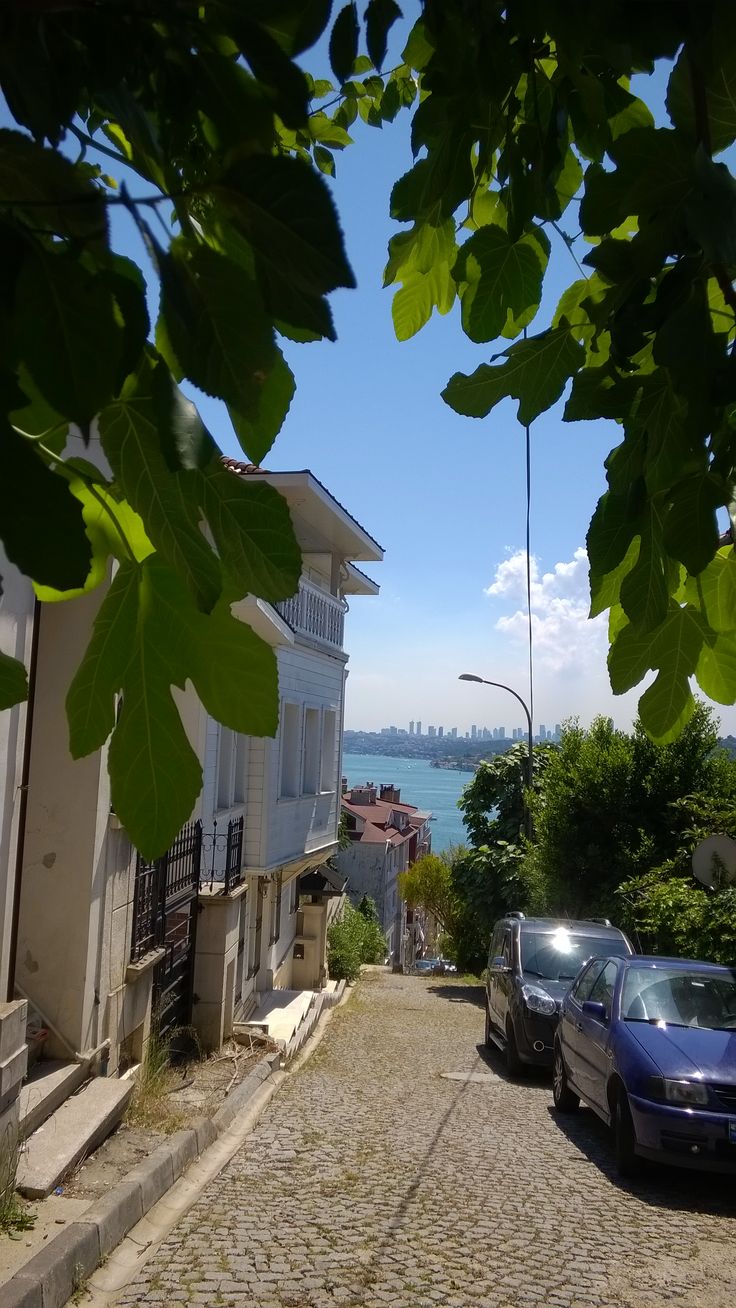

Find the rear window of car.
xmin=520 ymin=929 xmax=629 ymax=982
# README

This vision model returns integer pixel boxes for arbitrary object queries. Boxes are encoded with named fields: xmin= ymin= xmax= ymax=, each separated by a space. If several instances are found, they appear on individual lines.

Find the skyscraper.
xmin=409 ymin=720 xmax=414 ymax=735
xmin=416 ymin=720 xmax=422 ymax=736
xmin=438 ymin=726 xmax=444 ymax=738
xmin=471 ymin=725 xmax=477 ymax=740
xmin=428 ymin=725 xmax=436 ymax=737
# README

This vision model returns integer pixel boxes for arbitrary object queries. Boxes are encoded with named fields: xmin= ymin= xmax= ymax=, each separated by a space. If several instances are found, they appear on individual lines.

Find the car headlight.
xmin=648 ymin=1077 xmax=709 ymax=1107
xmin=521 ymin=984 xmax=557 ymax=1016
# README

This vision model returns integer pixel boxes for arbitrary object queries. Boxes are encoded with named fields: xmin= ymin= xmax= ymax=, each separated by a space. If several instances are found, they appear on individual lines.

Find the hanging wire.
xmin=525 ymin=414 xmax=534 ymax=738
xmin=523 ymin=326 xmax=534 ymax=743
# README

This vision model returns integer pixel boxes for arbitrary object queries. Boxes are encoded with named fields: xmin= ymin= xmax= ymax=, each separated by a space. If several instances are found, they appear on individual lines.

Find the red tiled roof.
xmin=342 ymin=796 xmax=417 ymax=847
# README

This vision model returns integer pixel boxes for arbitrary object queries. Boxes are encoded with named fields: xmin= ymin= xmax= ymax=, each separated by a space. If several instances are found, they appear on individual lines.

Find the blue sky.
xmin=9 ymin=12 xmax=736 ymax=741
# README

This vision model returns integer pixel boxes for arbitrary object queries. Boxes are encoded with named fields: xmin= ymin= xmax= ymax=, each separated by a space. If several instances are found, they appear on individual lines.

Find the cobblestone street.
xmin=116 ymin=971 xmax=736 ymax=1308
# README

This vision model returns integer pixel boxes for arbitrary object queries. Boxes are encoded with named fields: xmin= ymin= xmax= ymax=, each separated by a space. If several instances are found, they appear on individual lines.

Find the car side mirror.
xmin=582 ymin=1000 xmax=607 ymax=1022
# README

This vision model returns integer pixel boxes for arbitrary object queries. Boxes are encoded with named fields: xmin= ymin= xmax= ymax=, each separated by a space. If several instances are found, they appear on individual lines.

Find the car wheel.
xmin=552 ymin=1044 xmax=579 ymax=1113
xmin=484 ymin=999 xmax=493 ymax=1049
xmin=614 ymin=1091 xmax=640 ymax=1179
xmin=505 ymin=1019 xmax=524 ymax=1075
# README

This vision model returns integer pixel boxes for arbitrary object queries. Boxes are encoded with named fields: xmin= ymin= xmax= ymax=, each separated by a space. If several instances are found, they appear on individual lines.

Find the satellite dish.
xmin=692 ymin=835 xmax=736 ymax=889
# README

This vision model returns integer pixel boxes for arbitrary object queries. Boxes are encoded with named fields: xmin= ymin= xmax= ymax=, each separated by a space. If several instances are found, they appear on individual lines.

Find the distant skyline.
xmin=349 ymin=721 xmax=562 ymax=740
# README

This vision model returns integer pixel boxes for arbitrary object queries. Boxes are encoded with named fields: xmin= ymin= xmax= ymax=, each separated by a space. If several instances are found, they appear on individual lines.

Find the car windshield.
xmin=622 ymin=967 xmax=736 ymax=1029
xmin=521 ymin=929 xmax=627 ymax=981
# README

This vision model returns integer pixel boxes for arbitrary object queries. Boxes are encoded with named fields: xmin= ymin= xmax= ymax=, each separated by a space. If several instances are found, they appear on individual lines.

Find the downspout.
xmin=6 ymin=598 xmax=41 ymax=1002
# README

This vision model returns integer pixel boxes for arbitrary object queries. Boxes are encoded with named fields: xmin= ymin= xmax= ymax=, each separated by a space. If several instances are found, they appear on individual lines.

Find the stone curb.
xmin=3 ymin=1049 xmax=283 ymax=1308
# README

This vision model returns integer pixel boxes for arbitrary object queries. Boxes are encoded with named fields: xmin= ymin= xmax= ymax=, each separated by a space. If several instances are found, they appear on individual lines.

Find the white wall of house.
xmin=191 ymin=631 xmax=347 ymax=1044
xmin=15 ymin=588 xmax=130 ymax=1061
xmin=337 ymin=838 xmax=410 ymax=961
xmin=249 ymin=644 xmax=345 ymax=873
xmin=0 ymin=554 xmax=34 ymax=1001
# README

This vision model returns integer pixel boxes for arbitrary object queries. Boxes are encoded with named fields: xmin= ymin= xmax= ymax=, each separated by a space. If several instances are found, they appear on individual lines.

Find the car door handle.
xmin=575 ymin=1022 xmax=583 ymax=1032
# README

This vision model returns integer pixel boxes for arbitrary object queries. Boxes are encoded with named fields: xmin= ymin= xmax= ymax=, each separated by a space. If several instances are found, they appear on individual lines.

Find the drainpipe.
xmin=6 ymin=598 xmax=41 ymax=1002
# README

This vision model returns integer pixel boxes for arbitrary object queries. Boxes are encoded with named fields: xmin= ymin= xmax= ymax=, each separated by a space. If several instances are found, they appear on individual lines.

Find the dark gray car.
xmin=485 ymin=912 xmax=633 ymax=1072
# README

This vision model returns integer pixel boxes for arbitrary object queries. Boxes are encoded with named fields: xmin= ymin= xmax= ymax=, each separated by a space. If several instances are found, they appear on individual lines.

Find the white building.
xmin=0 ymin=459 xmax=382 ymax=1088
xmin=336 ymin=783 xmax=432 ymax=965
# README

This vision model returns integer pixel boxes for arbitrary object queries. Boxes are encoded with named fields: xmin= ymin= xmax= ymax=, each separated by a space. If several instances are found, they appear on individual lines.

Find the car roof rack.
xmin=507 ymin=911 xmax=525 ymax=920
xmin=588 ymin=917 xmax=612 ymax=927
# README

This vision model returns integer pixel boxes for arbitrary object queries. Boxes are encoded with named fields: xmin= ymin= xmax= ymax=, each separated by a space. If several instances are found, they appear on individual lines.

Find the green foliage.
xmin=618 ymin=871 xmax=736 ymax=965
xmin=522 ymin=704 xmax=734 ymax=923
xmin=0 ymin=1 xmax=394 ymax=856
xmin=378 ymin=1 xmax=736 ymax=744
xmin=356 ymin=893 xmax=380 ymax=923
xmin=7 ymin=1 xmax=736 ymax=860
xmin=452 ymin=744 xmax=555 ymax=970
xmin=0 ymin=1121 xmax=33 ymax=1234
xmin=397 ymin=853 xmax=458 ymax=935
xmin=618 ymin=786 xmax=736 ymax=962
xmin=327 ymin=902 xmax=387 ymax=981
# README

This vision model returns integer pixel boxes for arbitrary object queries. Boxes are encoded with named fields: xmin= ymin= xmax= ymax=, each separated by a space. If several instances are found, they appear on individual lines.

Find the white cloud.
xmin=485 ymin=547 xmax=607 ymax=673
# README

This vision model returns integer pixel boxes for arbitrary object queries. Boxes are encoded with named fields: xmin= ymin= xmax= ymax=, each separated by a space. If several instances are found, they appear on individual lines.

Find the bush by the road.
xmin=327 ymin=901 xmax=386 ymax=982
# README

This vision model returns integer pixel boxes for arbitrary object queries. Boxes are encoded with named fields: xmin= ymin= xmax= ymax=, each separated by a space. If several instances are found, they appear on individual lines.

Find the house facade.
xmin=336 ymin=783 xmax=432 ymax=966
xmin=0 ymin=460 xmax=382 ymax=1085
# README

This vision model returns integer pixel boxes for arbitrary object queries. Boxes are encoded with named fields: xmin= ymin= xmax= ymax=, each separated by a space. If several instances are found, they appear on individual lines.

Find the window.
xmin=588 ymin=961 xmax=618 ymax=1016
xmin=488 ymin=926 xmax=503 ymax=964
xmin=234 ymin=734 xmax=247 ymax=805
xmin=217 ymin=726 xmax=234 ymax=810
xmin=303 ymin=707 xmax=320 ymax=793
xmin=571 ymin=960 xmax=606 ymax=1004
xmin=248 ymin=881 xmax=264 ymax=979
xmin=280 ymin=703 xmax=301 ymax=797
xmin=216 ymin=727 xmax=247 ymax=812
xmin=320 ymin=710 xmax=337 ymax=791
xmin=290 ymin=876 xmax=300 ymax=915
xmin=235 ymin=896 xmax=246 ymax=1005
xmin=520 ymin=930 xmax=628 ymax=982
xmin=269 ymin=872 xmax=283 ymax=945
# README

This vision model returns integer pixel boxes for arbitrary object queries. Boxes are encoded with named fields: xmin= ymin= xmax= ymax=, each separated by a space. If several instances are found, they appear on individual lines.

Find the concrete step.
xmin=17 ymin=1076 xmax=133 ymax=1199
xmin=236 ymin=988 xmax=316 ymax=1048
xmin=19 ymin=1059 xmax=87 ymax=1141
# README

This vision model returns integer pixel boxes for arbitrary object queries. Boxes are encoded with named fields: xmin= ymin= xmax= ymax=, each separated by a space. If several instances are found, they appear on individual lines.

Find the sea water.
xmin=342 ymin=751 xmax=471 ymax=854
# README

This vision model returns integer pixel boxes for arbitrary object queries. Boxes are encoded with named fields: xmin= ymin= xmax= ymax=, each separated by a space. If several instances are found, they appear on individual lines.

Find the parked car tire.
xmin=613 ymin=1090 xmax=640 ymax=1179
xmin=552 ymin=1044 xmax=580 ymax=1113
xmin=505 ymin=1018 xmax=524 ymax=1075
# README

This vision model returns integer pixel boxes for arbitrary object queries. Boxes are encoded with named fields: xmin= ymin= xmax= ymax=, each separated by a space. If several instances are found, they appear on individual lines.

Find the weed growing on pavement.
xmin=126 ymin=1021 xmax=202 ymax=1133
xmin=70 ymin=1262 xmax=88 ymax=1304
xmin=0 ymin=1124 xmax=35 ymax=1237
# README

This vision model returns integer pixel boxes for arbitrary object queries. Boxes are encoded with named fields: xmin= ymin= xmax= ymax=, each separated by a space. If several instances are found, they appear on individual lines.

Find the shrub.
xmin=327 ymin=903 xmax=387 ymax=981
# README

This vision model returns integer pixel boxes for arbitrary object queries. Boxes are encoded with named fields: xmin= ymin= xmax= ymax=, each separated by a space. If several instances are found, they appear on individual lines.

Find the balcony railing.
xmin=276 ymin=580 xmax=346 ymax=650
xmin=200 ymin=816 xmax=245 ymax=895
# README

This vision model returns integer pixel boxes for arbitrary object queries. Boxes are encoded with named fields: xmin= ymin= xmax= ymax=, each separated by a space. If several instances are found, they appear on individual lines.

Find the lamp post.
xmin=458 ymin=673 xmax=534 ymax=839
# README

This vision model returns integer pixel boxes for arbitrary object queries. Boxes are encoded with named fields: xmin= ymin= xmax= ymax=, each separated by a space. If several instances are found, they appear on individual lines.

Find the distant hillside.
xmin=719 ymin=736 xmax=736 ymax=758
xmin=342 ymin=729 xmax=513 ymax=763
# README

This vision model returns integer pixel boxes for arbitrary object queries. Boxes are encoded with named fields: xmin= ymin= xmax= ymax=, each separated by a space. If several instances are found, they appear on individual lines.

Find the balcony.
xmin=275 ymin=580 xmax=347 ymax=651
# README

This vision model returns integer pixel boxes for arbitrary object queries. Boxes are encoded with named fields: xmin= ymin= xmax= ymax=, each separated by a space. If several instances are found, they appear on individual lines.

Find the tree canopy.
xmin=3 ymin=1 xmax=736 ymax=856
xmin=523 ymin=703 xmax=733 ymax=917
xmin=451 ymin=705 xmax=736 ymax=967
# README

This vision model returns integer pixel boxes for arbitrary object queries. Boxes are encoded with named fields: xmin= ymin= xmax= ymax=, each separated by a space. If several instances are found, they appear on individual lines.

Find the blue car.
xmin=553 ymin=954 xmax=736 ymax=1176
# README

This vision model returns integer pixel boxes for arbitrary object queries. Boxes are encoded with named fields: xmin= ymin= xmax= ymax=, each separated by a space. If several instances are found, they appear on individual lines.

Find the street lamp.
xmin=458 ymin=673 xmax=534 ymax=839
